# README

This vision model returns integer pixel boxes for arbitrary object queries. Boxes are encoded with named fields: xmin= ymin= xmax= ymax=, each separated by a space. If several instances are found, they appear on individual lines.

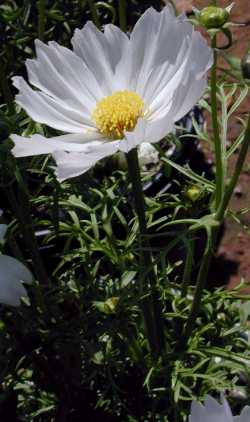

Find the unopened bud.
xmin=104 ymin=297 xmax=119 ymax=314
xmin=185 ymin=185 xmax=202 ymax=202
xmin=199 ymin=6 xmax=229 ymax=29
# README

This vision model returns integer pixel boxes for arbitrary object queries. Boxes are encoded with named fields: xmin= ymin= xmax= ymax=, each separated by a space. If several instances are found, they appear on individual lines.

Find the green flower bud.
xmin=185 ymin=185 xmax=202 ymax=202
xmin=94 ymin=297 xmax=120 ymax=314
xmin=104 ymin=297 xmax=119 ymax=314
xmin=199 ymin=6 xmax=229 ymax=29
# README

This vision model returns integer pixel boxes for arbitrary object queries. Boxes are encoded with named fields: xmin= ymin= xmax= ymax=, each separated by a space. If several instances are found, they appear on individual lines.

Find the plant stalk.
xmin=118 ymin=0 xmax=127 ymax=32
xmin=211 ymin=36 xmax=225 ymax=210
xmin=87 ymin=0 xmax=101 ymax=29
xmin=126 ymin=148 xmax=165 ymax=358
xmin=178 ymin=229 xmax=217 ymax=350
xmin=4 ymin=171 xmax=49 ymax=288
xmin=181 ymin=237 xmax=194 ymax=298
xmin=179 ymin=98 xmax=250 ymax=351
xmin=177 ymin=31 xmax=250 ymax=350
xmin=216 ymin=112 xmax=250 ymax=220
xmin=37 ymin=0 xmax=46 ymax=41
xmin=0 ymin=58 xmax=13 ymax=105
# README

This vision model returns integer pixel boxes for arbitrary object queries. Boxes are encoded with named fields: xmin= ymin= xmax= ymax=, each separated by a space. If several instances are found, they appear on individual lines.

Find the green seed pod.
xmin=241 ymin=52 xmax=250 ymax=79
xmin=199 ymin=6 xmax=229 ymax=29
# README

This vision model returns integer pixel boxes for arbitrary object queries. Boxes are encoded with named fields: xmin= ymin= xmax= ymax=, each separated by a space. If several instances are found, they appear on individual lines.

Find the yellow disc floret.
xmin=92 ymin=90 xmax=145 ymax=139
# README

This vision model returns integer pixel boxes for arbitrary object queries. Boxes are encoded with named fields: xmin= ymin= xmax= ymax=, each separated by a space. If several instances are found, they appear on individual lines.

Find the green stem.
xmin=37 ymin=0 xmax=46 ymax=41
xmin=126 ymin=148 xmax=165 ymax=358
xmin=0 ymin=58 xmax=13 ymax=105
xmin=87 ymin=0 xmax=101 ymax=29
xmin=4 ymin=187 xmax=48 ymax=311
xmin=178 ymin=229 xmax=217 ymax=350
xmin=118 ymin=0 xmax=127 ymax=32
xmin=211 ymin=36 xmax=224 ymax=210
xmin=176 ymin=27 xmax=250 ymax=352
xmin=4 ymin=173 xmax=49 ymax=288
xmin=216 ymin=112 xmax=250 ymax=221
xmin=178 ymin=111 xmax=250 ymax=351
xmin=181 ymin=237 xmax=194 ymax=298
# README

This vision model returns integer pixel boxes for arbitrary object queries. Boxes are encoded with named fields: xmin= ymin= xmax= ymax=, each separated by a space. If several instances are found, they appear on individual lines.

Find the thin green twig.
xmin=126 ymin=148 xmax=165 ymax=359
xmin=118 ymin=0 xmax=127 ymax=32
xmin=37 ymin=0 xmax=46 ymax=41
xmin=87 ymin=0 xmax=101 ymax=28
xmin=216 ymin=112 xmax=250 ymax=220
xmin=211 ymin=36 xmax=225 ymax=210
xmin=181 ymin=237 xmax=194 ymax=298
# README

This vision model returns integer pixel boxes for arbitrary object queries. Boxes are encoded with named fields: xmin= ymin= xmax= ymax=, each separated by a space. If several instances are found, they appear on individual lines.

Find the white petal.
xmin=26 ymin=40 xmax=102 ymax=117
xmin=0 ymin=255 xmax=33 ymax=307
xmin=221 ymin=395 xmax=235 ymax=421
xmin=53 ymin=140 xmax=120 ymax=181
xmin=119 ymin=119 xmax=147 ymax=153
xmin=13 ymin=77 xmax=93 ymax=133
xmin=171 ymin=76 xmax=208 ymax=122
xmin=0 ymin=224 xmax=7 ymax=241
xmin=168 ymin=32 xmax=212 ymax=121
xmin=72 ymin=22 xmax=129 ymax=94
xmin=104 ymin=24 xmax=129 ymax=70
xmin=144 ymin=114 xmax=175 ymax=143
xmin=157 ymin=33 xmax=213 ymax=121
xmin=190 ymin=396 xmax=234 ymax=422
xmin=190 ymin=400 xmax=208 ymax=422
xmin=127 ymin=8 xmax=212 ymax=122
xmin=234 ymin=406 xmax=250 ymax=422
xmin=133 ymin=7 xmax=192 ymax=96
xmin=149 ymin=35 xmax=211 ymax=121
xmin=204 ymin=395 xmax=233 ymax=421
xmin=119 ymin=113 xmax=174 ymax=153
xmin=11 ymin=132 xmax=105 ymax=157
xmin=138 ymin=38 xmax=190 ymax=118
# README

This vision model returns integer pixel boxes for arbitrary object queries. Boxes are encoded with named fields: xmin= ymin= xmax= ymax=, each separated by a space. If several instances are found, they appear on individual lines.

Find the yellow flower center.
xmin=92 ymin=90 xmax=145 ymax=139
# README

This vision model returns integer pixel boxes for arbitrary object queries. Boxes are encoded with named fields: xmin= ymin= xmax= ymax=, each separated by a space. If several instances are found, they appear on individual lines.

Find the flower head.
xmin=11 ymin=6 xmax=212 ymax=181
xmin=190 ymin=395 xmax=250 ymax=422
xmin=0 ymin=224 xmax=33 ymax=306
xmin=199 ymin=6 xmax=231 ymax=29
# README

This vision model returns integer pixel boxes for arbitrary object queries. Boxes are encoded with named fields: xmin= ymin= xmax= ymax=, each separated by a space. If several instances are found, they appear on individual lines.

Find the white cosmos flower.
xmin=190 ymin=395 xmax=250 ymax=422
xmin=11 ymin=6 xmax=212 ymax=182
xmin=0 ymin=224 xmax=33 ymax=306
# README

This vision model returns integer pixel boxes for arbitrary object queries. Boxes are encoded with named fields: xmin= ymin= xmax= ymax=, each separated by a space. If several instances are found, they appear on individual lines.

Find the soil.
xmin=166 ymin=0 xmax=250 ymax=289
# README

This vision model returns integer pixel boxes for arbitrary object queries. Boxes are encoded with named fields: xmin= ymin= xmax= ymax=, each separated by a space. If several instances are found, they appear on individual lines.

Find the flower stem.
xmin=181 ymin=237 xmax=194 ymax=298
xmin=37 ymin=0 xmax=46 ymax=41
xmin=178 ymin=97 xmax=250 ymax=351
xmin=174 ymin=3 xmax=250 ymax=350
xmin=178 ymin=228 xmax=217 ymax=350
xmin=211 ymin=36 xmax=224 ymax=210
xmin=0 ymin=58 xmax=13 ymax=105
xmin=118 ymin=0 xmax=127 ymax=32
xmin=216 ymin=112 xmax=250 ymax=221
xmin=87 ymin=0 xmax=101 ymax=29
xmin=4 ymin=170 xmax=49 ymax=288
xmin=126 ymin=148 xmax=165 ymax=358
